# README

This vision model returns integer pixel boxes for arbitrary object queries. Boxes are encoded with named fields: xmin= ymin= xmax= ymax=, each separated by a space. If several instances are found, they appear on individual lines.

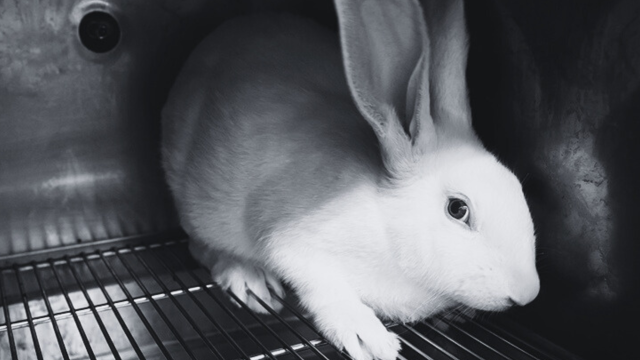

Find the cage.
xmin=1 ymin=0 xmax=638 ymax=359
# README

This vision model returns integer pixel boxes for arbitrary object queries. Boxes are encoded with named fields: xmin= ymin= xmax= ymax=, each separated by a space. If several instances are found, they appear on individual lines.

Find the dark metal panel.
xmin=466 ymin=1 xmax=640 ymax=359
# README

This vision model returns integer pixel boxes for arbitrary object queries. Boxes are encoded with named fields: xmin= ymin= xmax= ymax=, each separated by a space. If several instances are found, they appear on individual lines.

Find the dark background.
xmin=466 ymin=1 xmax=640 ymax=359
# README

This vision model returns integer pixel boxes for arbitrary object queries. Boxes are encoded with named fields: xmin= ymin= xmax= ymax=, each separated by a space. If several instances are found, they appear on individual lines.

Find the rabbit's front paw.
xmin=320 ymin=304 xmax=400 ymax=360
xmin=212 ymin=259 xmax=285 ymax=314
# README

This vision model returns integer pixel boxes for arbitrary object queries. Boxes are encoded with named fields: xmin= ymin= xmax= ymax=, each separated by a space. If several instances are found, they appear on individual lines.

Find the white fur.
xmin=162 ymin=2 xmax=539 ymax=359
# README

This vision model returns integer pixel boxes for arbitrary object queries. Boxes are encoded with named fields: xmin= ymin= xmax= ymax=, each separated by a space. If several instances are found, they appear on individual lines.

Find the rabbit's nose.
xmin=509 ymin=269 xmax=540 ymax=306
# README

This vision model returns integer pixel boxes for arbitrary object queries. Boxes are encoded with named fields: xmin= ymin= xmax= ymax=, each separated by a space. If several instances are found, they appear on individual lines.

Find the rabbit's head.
xmin=335 ymin=0 xmax=539 ymax=311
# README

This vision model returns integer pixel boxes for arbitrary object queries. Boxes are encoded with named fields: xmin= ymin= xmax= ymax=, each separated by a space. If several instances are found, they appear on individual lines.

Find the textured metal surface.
xmin=0 ymin=0 xmax=336 ymax=256
xmin=0 ymin=239 xmax=581 ymax=360
xmin=466 ymin=1 xmax=640 ymax=359
xmin=0 ymin=0 xmax=182 ymax=255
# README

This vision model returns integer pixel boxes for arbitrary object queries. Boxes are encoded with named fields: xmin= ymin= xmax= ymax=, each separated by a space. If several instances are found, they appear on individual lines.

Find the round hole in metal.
xmin=78 ymin=11 xmax=120 ymax=53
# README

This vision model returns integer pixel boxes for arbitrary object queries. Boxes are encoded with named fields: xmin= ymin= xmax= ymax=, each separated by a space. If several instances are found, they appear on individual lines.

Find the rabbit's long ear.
xmin=422 ymin=0 xmax=472 ymax=130
xmin=335 ymin=0 xmax=434 ymax=175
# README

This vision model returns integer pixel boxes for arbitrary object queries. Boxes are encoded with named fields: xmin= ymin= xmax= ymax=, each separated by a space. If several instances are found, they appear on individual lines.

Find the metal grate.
xmin=0 ymin=239 xmax=581 ymax=360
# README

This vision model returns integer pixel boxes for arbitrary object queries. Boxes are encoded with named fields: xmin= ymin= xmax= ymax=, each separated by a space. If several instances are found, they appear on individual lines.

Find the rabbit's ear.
xmin=422 ymin=0 xmax=471 ymax=131
xmin=335 ymin=0 xmax=435 ymax=173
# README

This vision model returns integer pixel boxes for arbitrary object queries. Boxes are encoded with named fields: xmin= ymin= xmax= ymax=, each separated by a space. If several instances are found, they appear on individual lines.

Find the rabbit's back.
xmin=162 ymin=14 xmax=382 ymax=261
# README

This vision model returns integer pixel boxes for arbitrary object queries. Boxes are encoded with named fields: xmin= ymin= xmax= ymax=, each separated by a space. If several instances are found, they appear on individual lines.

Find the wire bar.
xmin=470 ymin=316 xmax=563 ymax=360
xmin=13 ymin=265 xmax=44 ymax=360
xmin=127 ymin=246 xmax=225 ymax=360
xmin=397 ymin=333 xmax=436 ymax=360
xmin=401 ymin=322 xmax=461 ymax=359
xmin=151 ymin=247 xmax=252 ymax=359
xmin=225 ymin=289 xmax=305 ymax=360
xmin=248 ymin=339 xmax=324 ymax=360
xmin=48 ymin=259 xmax=98 ymax=360
xmin=96 ymin=250 xmax=175 ymax=359
xmin=418 ymin=320 xmax=485 ymax=360
xmin=0 ymin=239 xmax=582 ymax=360
xmin=0 ymin=280 xmax=218 ymax=332
xmin=465 ymin=316 xmax=541 ymax=360
xmin=0 ymin=239 xmax=188 ymax=273
xmin=80 ymin=255 xmax=147 ymax=359
xmin=166 ymin=248 xmax=279 ymax=360
xmin=0 ymin=270 xmax=18 ymax=359
xmin=270 ymin=292 xmax=354 ymax=360
xmin=31 ymin=264 xmax=71 ymax=360
xmin=437 ymin=317 xmax=511 ymax=360
xmin=246 ymin=288 xmax=329 ymax=359
xmin=64 ymin=256 xmax=122 ymax=360
xmin=113 ymin=249 xmax=199 ymax=360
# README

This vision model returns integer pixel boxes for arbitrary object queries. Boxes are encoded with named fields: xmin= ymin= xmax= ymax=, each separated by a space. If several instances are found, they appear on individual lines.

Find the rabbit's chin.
xmin=452 ymin=293 xmax=516 ymax=313
xmin=374 ymin=288 xmax=515 ymax=323
xmin=410 ymin=299 xmax=506 ymax=324
xmin=366 ymin=289 xmax=456 ymax=324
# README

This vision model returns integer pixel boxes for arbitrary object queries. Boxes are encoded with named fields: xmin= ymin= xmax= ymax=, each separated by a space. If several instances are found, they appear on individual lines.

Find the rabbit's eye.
xmin=447 ymin=198 xmax=470 ymax=224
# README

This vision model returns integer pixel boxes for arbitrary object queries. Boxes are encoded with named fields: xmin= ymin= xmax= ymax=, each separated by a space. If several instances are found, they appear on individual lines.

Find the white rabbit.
xmin=162 ymin=0 xmax=540 ymax=359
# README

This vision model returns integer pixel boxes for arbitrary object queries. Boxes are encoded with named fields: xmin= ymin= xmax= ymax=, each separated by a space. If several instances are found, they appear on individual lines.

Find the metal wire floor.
xmin=0 ymin=239 xmax=581 ymax=360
